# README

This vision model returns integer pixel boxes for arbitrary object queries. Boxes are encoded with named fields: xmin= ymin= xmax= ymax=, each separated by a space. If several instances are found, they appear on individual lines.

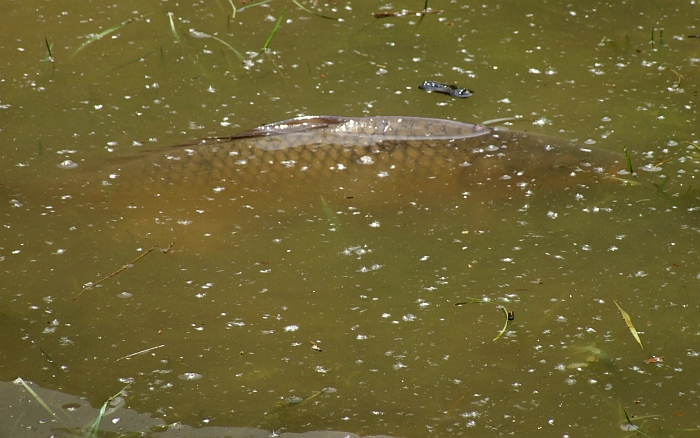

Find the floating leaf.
xmin=614 ymin=300 xmax=644 ymax=350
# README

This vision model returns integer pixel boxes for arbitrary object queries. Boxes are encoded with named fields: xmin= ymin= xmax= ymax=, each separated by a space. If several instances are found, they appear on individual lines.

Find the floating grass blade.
xmin=670 ymin=69 xmax=683 ymax=88
xmin=238 ymin=0 xmax=274 ymax=12
xmin=610 ymin=176 xmax=645 ymax=187
xmin=167 ymin=12 xmax=181 ymax=44
xmin=623 ymin=146 xmax=634 ymax=174
xmin=622 ymin=409 xmax=655 ymax=438
xmin=215 ymin=0 xmax=236 ymax=18
xmin=83 ymin=383 xmax=131 ymax=438
xmin=260 ymin=6 xmax=286 ymax=54
xmin=73 ymin=14 xmax=150 ymax=56
xmin=15 ymin=378 xmax=60 ymax=422
xmin=614 ymin=300 xmax=644 ymax=350
xmin=417 ymin=0 xmax=429 ymax=26
xmin=454 ymin=297 xmax=489 ymax=305
xmin=44 ymin=37 xmax=54 ymax=62
xmin=493 ymin=306 xmax=509 ymax=341
xmin=188 ymin=29 xmax=245 ymax=61
xmin=229 ymin=0 xmax=236 ymax=19
xmin=320 ymin=196 xmax=337 ymax=226
xmin=652 ymin=175 xmax=671 ymax=193
xmin=291 ymin=0 xmax=340 ymax=20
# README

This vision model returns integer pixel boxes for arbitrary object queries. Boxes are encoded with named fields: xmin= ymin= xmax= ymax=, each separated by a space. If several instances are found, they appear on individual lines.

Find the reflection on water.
xmin=1 ymin=0 xmax=700 ymax=436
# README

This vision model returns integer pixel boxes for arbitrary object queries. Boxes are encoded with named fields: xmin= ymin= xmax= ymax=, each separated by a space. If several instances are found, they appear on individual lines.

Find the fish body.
xmin=105 ymin=116 xmax=621 ymax=203
xmin=7 ymin=116 xmax=623 ymax=248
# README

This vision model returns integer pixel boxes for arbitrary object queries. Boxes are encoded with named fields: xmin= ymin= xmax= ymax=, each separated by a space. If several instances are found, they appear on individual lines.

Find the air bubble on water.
xmin=58 ymin=160 xmax=78 ymax=169
xmin=117 ymin=292 xmax=132 ymax=299
xmin=178 ymin=372 xmax=202 ymax=381
xmin=640 ymin=163 xmax=662 ymax=172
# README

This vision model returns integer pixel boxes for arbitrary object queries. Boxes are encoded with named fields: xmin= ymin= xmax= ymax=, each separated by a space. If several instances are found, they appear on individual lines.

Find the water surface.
xmin=1 ymin=1 xmax=699 ymax=437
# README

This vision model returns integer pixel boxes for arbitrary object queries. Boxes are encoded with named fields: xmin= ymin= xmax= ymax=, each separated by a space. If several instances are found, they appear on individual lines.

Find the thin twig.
xmin=116 ymin=344 xmax=165 ymax=362
xmin=74 ymin=242 xmax=174 ymax=300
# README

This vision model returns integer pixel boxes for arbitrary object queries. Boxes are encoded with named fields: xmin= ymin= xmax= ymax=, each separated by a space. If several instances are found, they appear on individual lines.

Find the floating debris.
xmin=419 ymin=80 xmax=473 ymax=98
xmin=643 ymin=356 xmax=664 ymax=364
xmin=374 ymin=8 xmax=443 ymax=19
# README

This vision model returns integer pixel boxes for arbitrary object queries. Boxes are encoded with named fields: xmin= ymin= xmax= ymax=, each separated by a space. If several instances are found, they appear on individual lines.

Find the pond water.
xmin=1 ymin=1 xmax=700 ymax=437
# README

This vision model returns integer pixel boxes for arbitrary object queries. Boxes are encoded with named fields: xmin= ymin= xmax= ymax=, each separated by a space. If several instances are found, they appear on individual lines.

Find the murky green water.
xmin=1 ymin=1 xmax=700 ymax=437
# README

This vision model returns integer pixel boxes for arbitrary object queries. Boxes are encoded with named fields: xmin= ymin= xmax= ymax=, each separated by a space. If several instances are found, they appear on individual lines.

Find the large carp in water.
xmin=103 ymin=115 xmax=622 ymax=204
xmin=8 ymin=116 xmax=624 ymax=248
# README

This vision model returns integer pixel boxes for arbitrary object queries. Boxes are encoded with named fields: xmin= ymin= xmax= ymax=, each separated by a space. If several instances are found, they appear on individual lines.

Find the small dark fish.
xmin=419 ymin=80 xmax=473 ymax=98
xmin=687 ymin=35 xmax=700 ymax=38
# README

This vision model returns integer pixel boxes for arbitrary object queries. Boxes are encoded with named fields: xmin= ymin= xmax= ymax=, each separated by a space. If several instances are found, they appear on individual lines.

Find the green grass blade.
xmin=73 ymin=14 xmax=150 ymax=57
xmin=493 ymin=306 xmax=509 ymax=341
xmin=44 ymin=37 xmax=54 ymax=61
xmin=610 ymin=176 xmax=644 ymax=187
xmin=238 ymin=0 xmax=274 ymax=12
xmin=623 ymin=146 xmax=634 ymax=173
xmin=83 ymin=402 xmax=107 ymax=438
xmin=291 ymin=0 xmax=340 ymax=20
xmin=229 ymin=0 xmax=237 ymax=19
xmin=189 ymin=28 xmax=245 ymax=61
xmin=260 ymin=6 xmax=286 ymax=54
xmin=168 ymin=12 xmax=182 ymax=44
xmin=417 ymin=0 xmax=429 ymax=26
xmin=454 ymin=298 xmax=488 ymax=305
xmin=15 ymin=378 xmax=58 ymax=420
xmin=210 ymin=35 xmax=245 ymax=61
xmin=320 ymin=196 xmax=337 ymax=226
xmin=83 ymin=383 xmax=131 ymax=438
